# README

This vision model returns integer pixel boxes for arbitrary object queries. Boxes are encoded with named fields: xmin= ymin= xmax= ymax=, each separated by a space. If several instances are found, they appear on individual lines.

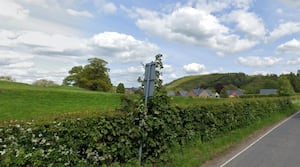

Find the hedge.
xmin=0 ymin=97 xmax=294 ymax=166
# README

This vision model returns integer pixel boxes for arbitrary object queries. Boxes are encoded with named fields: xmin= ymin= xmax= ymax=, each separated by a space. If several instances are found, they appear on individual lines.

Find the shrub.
xmin=0 ymin=97 xmax=294 ymax=166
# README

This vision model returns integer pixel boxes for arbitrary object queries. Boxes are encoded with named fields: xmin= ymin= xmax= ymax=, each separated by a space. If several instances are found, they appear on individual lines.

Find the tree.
xmin=63 ymin=58 xmax=112 ymax=92
xmin=220 ymin=88 xmax=228 ymax=98
xmin=0 ymin=76 xmax=15 ymax=82
xmin=278 ymin=76 xmax=295 ymax=96
xmin=116 ymin=83 xmax=125 ymax=94
xmin=215 ymin=83 xmax=224 ymax=94
xmin=33 ymin=79 xmax=58 ymax=87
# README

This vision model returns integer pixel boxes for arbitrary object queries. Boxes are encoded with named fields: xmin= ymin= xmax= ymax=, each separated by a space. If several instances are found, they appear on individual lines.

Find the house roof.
xmin=192 ymin=88 xmax=202 ymax=96
xmin=260 ymin=89 xmax=277 ymax=95
xmin=204 ymin=89 xmax=213 ymax=96
xmin=226 ymin=90 xmax=244 ymax=96
xmin=178 ymin=90 xmax=188 ymax=96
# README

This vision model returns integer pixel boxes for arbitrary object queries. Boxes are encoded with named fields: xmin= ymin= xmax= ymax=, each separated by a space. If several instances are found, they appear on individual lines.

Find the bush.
xmin=32 ymin=79 xmax=58 ymax=87
xmin=0 ymin=97 xmax=295 ymax=166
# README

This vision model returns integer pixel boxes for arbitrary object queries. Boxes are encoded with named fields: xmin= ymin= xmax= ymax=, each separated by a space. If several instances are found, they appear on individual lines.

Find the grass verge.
xmin=0 ymin=81 xmax=122 ymax=122
xmin=155 ymin=100 xmax=300 ymax=167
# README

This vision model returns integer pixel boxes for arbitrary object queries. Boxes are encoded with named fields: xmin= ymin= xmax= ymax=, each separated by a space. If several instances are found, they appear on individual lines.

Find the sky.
xmin=1 ymin=0 xmax=300 ymax=87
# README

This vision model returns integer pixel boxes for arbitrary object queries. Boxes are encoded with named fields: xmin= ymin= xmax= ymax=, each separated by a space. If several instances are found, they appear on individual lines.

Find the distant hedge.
xmin=0 ymin=97 xmax=295 ymax=166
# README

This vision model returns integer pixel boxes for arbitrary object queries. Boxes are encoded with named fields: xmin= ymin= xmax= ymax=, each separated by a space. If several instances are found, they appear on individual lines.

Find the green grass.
xmin=165 ymin=75 xmax=202 ymax=90
xmin=0 ymin=81 xmax=122 ymax=121
xmin=155 ymin=100 xmax=300 ymax=167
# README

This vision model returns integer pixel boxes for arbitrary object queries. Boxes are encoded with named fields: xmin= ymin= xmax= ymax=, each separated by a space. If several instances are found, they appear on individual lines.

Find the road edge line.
xmin=219 ymin=110 xmax=300 ymax=167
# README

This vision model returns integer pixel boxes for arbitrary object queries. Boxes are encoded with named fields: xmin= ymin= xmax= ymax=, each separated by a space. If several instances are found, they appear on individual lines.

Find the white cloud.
xmin=253 ymin=71 xmax=271 ymax=75
xmin=94 ymin=0 xmax=117 ymax=14
xmin=287 ymin=58 xmax=300 ymax=65
xmin=276 ymin=8 xmax=283 ymax=14
xmin=0 ymin=50 xmax=33 ymax=66
xmin=191 ymin=0 xmax=230 ymax=13
xmin=170 ymin=73 xmax=178 ymax=79
xmin=67 ymin=9 xmax=93 ymax=18
xmin=238 ymin=56 xmax=282 ymax=67
xmin=266 ymin=22 xmax=300 ymax=43
xmin=276 ymin=39 xmax=300 ymax=55
xmin=0 ymin=1 xmax=83 ymax=36
xmin=87 ymin=32 xmax=159 ymax=63
xmin=0 ymin=29 xmax=159 ymax=86
xmin=225 ymin=10 xmax=266 ymax=38
xmin=279 ymin=0 xmax=300 ymax=8
xmin=132 ymin=5 xmax=258 ymax=55
xmin=110 ymin=66 xmax=145 ymax=86
xmin=190 ymin=0 xmax=253 ymax=12
xmin=0 ymin=0 xmax=29 ymax=19
xmin=183 ymin=63 xmax=205 ymax=74
xmin=0 ymin=29 xmax=83 ymax=57
xmin=111 ymin=66 xmax=144 ymax=75
xmin=163 ymin=64 xmax=173 ymax=73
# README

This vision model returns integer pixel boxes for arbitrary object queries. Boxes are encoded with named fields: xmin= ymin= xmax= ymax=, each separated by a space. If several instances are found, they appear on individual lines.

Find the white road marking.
xmin=220 ymin=111 xmax=300 ymax=167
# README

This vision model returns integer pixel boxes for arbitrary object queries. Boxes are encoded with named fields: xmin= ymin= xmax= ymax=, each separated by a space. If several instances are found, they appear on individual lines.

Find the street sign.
xmin=143 ymin=62 xmax=156 ymax=100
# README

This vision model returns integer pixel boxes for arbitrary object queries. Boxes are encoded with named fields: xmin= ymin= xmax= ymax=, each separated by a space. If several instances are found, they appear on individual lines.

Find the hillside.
xmin=0 ymin=80 xmax=122 ymax=121
xmin=165 ymin=72 xmax=298 ymax=94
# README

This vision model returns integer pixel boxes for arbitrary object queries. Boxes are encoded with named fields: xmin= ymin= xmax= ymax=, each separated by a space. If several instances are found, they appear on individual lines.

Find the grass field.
xmin=0 ymin=81 xmax=122 ymax=121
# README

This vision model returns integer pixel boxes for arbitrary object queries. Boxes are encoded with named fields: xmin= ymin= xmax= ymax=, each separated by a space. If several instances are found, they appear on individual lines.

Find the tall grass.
xmin=0 ymin=81 xmax=122 ymax=121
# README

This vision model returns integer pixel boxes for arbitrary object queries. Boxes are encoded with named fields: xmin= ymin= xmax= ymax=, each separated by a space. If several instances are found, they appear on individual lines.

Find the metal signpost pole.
xmin=139 ymin=62 xmax=156 ymax=166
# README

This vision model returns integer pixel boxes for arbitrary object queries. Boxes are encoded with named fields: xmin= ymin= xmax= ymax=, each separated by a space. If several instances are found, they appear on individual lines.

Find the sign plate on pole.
xmin=143 ymin=62 xmax=156 ymax=99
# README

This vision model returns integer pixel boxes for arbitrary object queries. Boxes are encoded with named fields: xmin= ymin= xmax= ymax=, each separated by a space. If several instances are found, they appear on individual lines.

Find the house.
xmin=215 ymin=92 xmax=220 ymax=98
xmin=167 ymin=91 xmax=175 ymax=96
xmin=188 ymin=88 xmax=201 ymax=97
xmin=226 ymin=90 xmax=244 ymax=97
xmin=199 ymin=89 xmax=213 ymax=98
xmin=177 ymin=90 xmax=188 ymax=97
xmin=260 ymin=89 xmax=277 ymax=95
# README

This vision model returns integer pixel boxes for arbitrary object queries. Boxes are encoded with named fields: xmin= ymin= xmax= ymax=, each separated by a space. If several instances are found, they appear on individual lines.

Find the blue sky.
xmin=1 ymin=0 xmax=300 ymax=87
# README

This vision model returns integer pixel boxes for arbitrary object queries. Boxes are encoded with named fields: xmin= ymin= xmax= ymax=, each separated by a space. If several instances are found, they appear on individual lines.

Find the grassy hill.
xmin=165 ymin=73 xmax=282 ymax=94
xmin=0 ymin=81 xmax=122 ymax=121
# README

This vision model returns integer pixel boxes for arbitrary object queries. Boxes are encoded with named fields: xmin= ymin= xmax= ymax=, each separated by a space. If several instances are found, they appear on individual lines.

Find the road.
xmin=221 ymin=111 xmax=300 ymax=167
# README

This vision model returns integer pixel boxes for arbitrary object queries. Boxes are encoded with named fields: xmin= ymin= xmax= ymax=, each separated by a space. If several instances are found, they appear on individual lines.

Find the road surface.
xmin=221 ymin=111 xmax=300 ymax=167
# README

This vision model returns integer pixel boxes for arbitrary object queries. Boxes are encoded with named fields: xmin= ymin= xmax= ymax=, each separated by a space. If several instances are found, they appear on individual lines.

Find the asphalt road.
xmin=221 ymin=111 xmax=300 ymax=167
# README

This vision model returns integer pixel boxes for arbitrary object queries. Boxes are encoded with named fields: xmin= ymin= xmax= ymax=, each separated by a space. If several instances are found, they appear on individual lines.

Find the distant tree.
xmin=278 ymin=76 xmax=295 ymax=96
xmin=263 ymin=79 xmax=279 ymax=89
xmin=116 ymin=83 xmax=125 ymax=94
xmin=63 ymin=58 xmax=112 ymax=92
xmin=220 ymin=88 xmax=228 ymax=98
xmin=215 ymin=83 xmax=224 ymax=94
xmin=0 ymin=76 xmax=15 ymax=82
xmin=285 ymin=72 xmax=300 ymax=93
xmin=33 ymin=79 xmax=58 ymax=87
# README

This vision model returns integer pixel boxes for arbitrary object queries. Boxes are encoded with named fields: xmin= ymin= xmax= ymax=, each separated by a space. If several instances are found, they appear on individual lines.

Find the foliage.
xmin=116 ymin=83 xmax=125 ymax=94
xmin=119 ymin=95 xmax=138 ymax=112
xmin=278 ymin=76 xmax=295 ymax=96
xmin=32 ymin=79 xmax=58 ymax=87
xmin=63 ymin=58 xmax=112 ymax=92
xmin=220 ymin=88 xmax=228 ymax=98
xmin=215 ymin=83 xmax=224 ymax=94
xmin=1 ymin=57 xmax=298 ymax=166
xmin=166 ymin=71 xmax=300 ymax=94
xmin=283 ymin=72 xmax=300 ymax=92
xmin=0 ymin=97 xmax=295 ymax=166
xmin=0 ymin=76 xmax=15 ymax=82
